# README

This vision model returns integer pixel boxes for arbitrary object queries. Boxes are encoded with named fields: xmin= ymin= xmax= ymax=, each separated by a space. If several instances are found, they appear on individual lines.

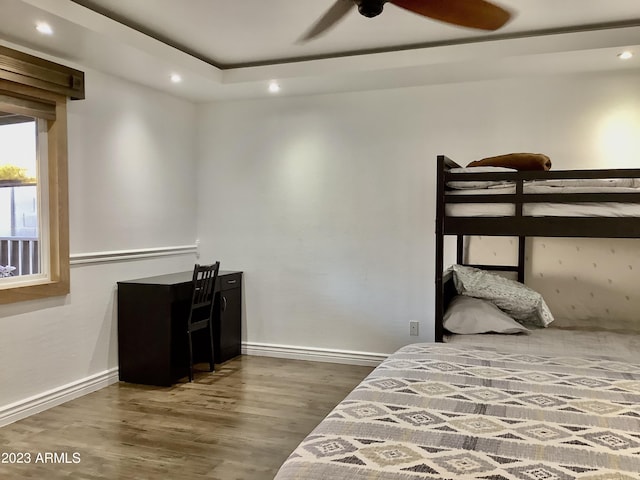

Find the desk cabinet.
xmin=117 ymin=270 xmax=243 ymax=386
xmin=215 ymin=273 xmax=242 ymax=363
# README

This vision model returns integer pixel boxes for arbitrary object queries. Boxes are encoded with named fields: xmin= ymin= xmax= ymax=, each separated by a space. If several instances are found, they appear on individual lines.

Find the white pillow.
xmin=444 ymin=295 xmax=529 ymax=334
xmin=447 ymin=166 xmax=517 ymax=190
xmin=450 ymin=265 xmax=554 ymax=328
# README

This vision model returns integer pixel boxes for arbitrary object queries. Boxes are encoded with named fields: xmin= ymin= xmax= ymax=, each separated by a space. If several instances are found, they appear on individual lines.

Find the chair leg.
xmin=207 ymin=321 xmax=215 ymax=373
xmin=187 ymin=330 xmax=194 ymax=382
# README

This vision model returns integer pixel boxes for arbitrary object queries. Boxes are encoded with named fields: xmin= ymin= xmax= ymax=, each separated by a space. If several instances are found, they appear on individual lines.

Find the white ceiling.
xmin=0 ymin=0 xmax=639 ymax=102
xmin=68 ymin=0 xmax=640 ymax=67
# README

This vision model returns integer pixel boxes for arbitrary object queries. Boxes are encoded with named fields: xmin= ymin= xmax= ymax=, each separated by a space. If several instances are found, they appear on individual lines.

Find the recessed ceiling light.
xmin=170 ymin=73 xmax=182 ymax=83
xmin=35 ymin=22 xmax=53 ymax=35
xmin=618 ymin=51 xmax=633 ymax=60
xmin=268 ymin=81 xmax=281 ymax=94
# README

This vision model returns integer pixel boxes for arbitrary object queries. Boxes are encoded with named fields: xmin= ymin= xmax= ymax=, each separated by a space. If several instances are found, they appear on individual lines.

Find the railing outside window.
xmin=0 ymin=237 xmax=39 ymax=276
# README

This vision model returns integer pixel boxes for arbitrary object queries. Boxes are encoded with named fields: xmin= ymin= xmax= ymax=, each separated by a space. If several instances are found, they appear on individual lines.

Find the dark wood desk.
xmin=117 ymin=270 xmax=243 ymax=386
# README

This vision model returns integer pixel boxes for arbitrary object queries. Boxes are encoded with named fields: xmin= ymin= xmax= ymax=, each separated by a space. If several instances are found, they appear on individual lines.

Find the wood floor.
xmin=0 ymin=356 xmax=373 ymax=480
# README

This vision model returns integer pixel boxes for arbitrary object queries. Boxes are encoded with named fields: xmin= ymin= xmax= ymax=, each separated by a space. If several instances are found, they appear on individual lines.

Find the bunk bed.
xmin=435 ymin=154 xmax=640 ymax=342
xmin=275 ymin=155 xmax=640 ymax=480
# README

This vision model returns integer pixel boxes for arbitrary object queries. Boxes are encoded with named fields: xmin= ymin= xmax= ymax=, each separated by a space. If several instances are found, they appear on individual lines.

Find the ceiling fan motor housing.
xmin=357 ymin=0 xmax=386 ymax=18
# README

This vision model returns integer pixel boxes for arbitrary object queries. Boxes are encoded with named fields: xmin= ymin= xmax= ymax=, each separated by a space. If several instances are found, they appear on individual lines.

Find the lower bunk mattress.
xmin=274 ymin=342 xmax=640 ymax=480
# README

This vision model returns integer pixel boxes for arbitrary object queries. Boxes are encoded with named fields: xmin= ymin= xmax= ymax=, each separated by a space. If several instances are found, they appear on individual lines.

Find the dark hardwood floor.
xmin=0 ymin=356 xmax=373 ymax=479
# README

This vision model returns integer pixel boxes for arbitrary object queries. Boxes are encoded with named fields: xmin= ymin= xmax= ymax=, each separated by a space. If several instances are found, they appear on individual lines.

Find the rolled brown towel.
xmin=468 ymin=153 xmax=551 ymax=171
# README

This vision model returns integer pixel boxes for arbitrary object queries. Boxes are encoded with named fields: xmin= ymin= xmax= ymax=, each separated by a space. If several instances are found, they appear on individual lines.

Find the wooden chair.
xmin=187 ymin=262 xmax=220 ymax=382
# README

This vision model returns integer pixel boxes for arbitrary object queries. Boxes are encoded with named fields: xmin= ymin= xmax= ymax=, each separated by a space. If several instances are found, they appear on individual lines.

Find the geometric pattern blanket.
xmin=274 ymin=343 xmax=640 ymax=480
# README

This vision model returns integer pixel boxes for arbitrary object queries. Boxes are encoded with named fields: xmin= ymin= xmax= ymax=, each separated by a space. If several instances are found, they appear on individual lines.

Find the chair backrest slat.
xmin=187 ymin=262 xmax=220 ymax=327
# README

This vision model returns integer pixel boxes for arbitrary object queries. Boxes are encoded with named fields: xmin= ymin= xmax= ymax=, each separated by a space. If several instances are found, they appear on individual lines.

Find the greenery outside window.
xmin=0 ymin=45 xmax=84 ymax=304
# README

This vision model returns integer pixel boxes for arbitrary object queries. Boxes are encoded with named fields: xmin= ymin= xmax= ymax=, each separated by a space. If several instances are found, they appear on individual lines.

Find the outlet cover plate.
xmin=410 ymin=321 xmax=419 ymax=336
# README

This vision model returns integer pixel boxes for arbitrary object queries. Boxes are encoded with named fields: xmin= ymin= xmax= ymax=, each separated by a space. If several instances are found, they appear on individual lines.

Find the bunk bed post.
xmin=456 ymin=236 xmax=464 ymax=264
xmin=435 ymin=155 xmax=446 ymax=343
xmin=517 ymin=236 xmax=526 ymax=283
xmin=515 ymin=178 xmax=525 ymax=283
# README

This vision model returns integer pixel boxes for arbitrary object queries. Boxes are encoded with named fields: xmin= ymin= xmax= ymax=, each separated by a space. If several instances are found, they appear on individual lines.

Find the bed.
xmin=275 ymin=333 xmax=640 ymax=479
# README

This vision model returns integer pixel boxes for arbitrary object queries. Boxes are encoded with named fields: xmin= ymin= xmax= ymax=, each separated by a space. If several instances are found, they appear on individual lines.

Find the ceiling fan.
xmin=299 ymin=0 xmax=512 ymax=42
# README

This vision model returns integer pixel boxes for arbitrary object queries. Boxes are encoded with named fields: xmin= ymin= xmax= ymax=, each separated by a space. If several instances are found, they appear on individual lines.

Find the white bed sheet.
xmin=446 ymin=184 xmax=640 ymax=217
xmin=444 ymin=327 xmax=640 ymax=362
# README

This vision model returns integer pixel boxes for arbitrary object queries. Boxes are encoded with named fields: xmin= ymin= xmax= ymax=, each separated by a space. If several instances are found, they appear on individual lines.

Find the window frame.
xmin=0 ymin=81 xmax=68 ymax=303
xmin=0 ymin=46 xmax=83 ymax=304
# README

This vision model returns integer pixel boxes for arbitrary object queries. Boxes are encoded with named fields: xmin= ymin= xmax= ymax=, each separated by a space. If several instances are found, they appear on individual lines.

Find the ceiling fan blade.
xmin=298 ymin=0 xmax=355 ymax=43
xmin=391 ymin=0 xmax=511 ymax=31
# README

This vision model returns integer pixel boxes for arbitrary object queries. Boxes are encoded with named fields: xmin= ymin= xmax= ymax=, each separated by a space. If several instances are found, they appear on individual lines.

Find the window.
xmin=0 ymin=45 xmax=84 ymax=304
xmin=0 ymin=116 xmax=42 ymax=281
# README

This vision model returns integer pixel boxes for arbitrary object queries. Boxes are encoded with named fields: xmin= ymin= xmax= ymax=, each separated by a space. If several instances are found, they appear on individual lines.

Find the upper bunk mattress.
xmin=445 ymin=182 xmax=640 ymax=217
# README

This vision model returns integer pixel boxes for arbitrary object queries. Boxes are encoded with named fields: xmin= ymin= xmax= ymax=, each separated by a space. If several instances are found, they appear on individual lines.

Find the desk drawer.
xmin=220 ymin=272 xmax=242 ymax=291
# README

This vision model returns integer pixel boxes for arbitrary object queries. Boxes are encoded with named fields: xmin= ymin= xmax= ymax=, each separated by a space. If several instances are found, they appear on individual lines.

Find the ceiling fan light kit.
xmin=299 ymin=0 xmax=512 ymax=43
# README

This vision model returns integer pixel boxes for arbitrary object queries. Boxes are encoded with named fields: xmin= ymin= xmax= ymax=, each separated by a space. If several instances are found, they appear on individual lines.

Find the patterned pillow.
xmin=449 ymin=265 xmax=554 ymax=327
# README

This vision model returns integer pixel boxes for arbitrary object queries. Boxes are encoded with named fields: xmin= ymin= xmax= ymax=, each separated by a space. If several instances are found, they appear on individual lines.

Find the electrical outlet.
xmin=410 ymin=321 xmax=419 ymax=336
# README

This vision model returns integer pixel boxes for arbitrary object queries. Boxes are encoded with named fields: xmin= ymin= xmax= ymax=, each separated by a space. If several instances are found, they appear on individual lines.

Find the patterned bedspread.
xmin=275 ymin=343 xmax=640 ymax=480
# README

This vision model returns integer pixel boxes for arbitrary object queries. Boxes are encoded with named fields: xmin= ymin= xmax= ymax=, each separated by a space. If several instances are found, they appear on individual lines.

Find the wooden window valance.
xmin=0 ymin=91 xmax=56 ymax=119
xmin=0 ymin=45 xmax=84 ymax=100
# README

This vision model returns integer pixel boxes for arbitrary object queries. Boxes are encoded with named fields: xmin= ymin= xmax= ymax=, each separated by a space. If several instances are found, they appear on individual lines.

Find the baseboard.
xmin=0 ymin=368 xmax=119 ymax=428
xmin=242 ymin=342 xmax=388 ymax=367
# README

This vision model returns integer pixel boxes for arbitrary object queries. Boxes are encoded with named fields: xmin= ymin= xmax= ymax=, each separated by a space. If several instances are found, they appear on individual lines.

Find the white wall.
xmin=68 ymin=70 xmax=198 ymax=253
xmin=197 ymin=69 xmax=640 ymax=354
xmin=0 ymin=67 xmax=198 ymax=415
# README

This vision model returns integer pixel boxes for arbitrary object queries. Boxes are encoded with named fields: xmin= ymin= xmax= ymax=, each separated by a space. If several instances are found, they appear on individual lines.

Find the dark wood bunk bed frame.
xmin=434 ymin=154 xmax=640 ymax=342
